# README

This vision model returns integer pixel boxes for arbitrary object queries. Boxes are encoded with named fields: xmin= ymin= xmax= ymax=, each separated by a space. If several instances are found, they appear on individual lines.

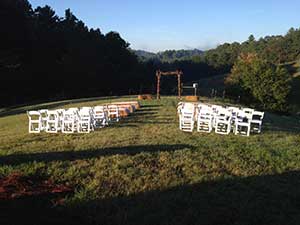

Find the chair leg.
xmin=247 ymin=126 xmax=250 ymax=136
xmin=227 ymin=123 xmax=231 ymax=134
xmin=235 ymin=124 xmax=238 ymax=135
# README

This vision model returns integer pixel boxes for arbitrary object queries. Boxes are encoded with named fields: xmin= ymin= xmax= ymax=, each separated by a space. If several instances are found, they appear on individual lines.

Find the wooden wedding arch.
xmin=156 ymin=70 xmax=183 ymax=99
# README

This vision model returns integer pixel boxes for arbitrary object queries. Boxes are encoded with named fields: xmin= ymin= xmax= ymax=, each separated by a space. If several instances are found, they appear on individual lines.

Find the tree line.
xmin=0 ymin=0 xmax=220 ymax=106
xmin=134 ymin=49 xmax=203 ymax=62
xmin=203 ymin=31 xmax=300 ymax=73
xmin=0 ymin=0 xmax=145 ymax=106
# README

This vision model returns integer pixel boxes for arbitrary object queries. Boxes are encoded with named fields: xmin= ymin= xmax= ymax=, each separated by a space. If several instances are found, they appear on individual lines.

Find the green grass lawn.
xmin=1 ymin=96 xmax=300 ymax=225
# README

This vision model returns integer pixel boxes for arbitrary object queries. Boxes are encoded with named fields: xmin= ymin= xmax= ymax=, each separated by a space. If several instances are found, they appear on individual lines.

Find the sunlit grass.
xmin=1 ymin=96 xmax=300 ymax=224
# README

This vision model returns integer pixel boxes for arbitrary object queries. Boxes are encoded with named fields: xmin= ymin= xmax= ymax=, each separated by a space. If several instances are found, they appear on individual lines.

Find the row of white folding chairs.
xmin=178 ymin=102 xmax=264 ymax=136
xmin=27 ymin=105 xmax=121 ymax=134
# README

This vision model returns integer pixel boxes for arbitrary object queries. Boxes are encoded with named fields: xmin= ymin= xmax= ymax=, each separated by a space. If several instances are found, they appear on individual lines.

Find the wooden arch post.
xmin=156 ymin=70 xmax=183 ymax=99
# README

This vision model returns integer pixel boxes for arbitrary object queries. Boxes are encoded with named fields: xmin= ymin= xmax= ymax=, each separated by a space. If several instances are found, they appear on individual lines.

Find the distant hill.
xmin=133 ymin=49 xmax=204 ymax=62
xmin=133 ymin=50 xmax=158 ymax=61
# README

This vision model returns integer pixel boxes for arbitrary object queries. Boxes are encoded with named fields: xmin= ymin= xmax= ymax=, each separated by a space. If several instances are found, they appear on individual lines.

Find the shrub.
xmin=225 ymin=53 xmax=292 ymax=112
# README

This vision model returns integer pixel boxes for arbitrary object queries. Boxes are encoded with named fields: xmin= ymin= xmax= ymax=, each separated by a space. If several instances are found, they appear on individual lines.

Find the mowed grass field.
xmin=1 ymin=96 xmax=300 ymax=225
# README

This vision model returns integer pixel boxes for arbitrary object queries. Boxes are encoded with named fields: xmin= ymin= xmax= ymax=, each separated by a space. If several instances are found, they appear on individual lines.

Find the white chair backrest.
xmin=108 ymin=105 xmax=119 ymax=112
xmin=80 ymin=108 xmax=90 ymax=112
xmin=211 ymin=105 xmax=223 ymax=114
xmin=81 ymin=107 xmax=92 ymax=111
xmin=27 ymin=110 xmax=40 ymax=116
xmin=217 ymin=107 xmax=231 ymax=117
xmin=94 ymin=106 xmax=105 ymax=112
xmin=198 ymin=106 xmax=213 ymax=120
xmin=39 ymin=109 xmax=48 ymax=115
xmin=177 ymin=102 xmax=184 ymax=113
xmin=46 ymin=111 xmax=60 ymax=125
xmin=242 ymin=108 xmax=254 ymax=115
xmin=102 ymin=105 xmax=109 ymax=111
xmin=47 ymin=110 xmax=59 ymax=118
xmin=181 ymin=103 xmax=195 ymax=117
xmin=79 ymin=108 xmax=91 ymax=116
xmin=252 ymin=111 xmax=264 ymax=120
xmin=93 ymin=106 xmax=106 ymax=117
xmin=77 ymin=110 xmax=91 ymax=123
xmin=237 ymin=110 xmax=252 ymax=122
xmin=198 ymin=103 xmax=206 ymax=109
xmin=177 ymin=102 xmax=183 ymax=107
xmin=238 ymin=108 xmax=254 ymax=120
xmin=63 ymin=109 xmax=77 ymax=119
xmin=199 ymin=104 xmax=212 ymax=112
xmin=55 ymin=109 xmax=64 ymax=118
xmin=27 ymin=111 xmax=41 ymax=120
xmin=181 ymin=109 xmax=194 ymax=120
xmin=228 ymin=106 xmax=239 ymax=113
xmin=227 ymin=106 xmax=240 ymax=118
xmin=182 ymin=102 xmax=195 ymax=112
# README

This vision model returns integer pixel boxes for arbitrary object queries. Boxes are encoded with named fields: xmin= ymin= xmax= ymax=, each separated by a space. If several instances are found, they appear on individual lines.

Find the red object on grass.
xmin=0 ymin=173 xmax=72 ymax=201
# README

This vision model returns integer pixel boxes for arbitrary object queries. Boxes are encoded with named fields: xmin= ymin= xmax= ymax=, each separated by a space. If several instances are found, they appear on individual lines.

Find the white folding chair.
xmin=46 ymin=110 xmax=60 ymax=133
xmin=235 ymin=111 xmax=252 ymax=136
xmin=77 ymin=108 xmax=92 ymax=133
xmin=39 ymin=109 xmax=48 ymax=131
xmin=211 ymin=105 xmax=223 ymax=114
xmin=198 ymin=103 xmax=209 ymax=109
xmin=215 ymin=108 xmax=232 ymax=135
xmin=227 ymin=106 xmax=240 ymax=130
xmin=62 ymin=108 xmax=78 ymax=133
xmin=228 ymin=106 xmax=240 ymax=117
xmin=242 ymin=108 xmax=254 ymax=115
xmin=27 ymin=111 xmax=42 ymax=133
xmin=93 ymin=106 xmax=108 ymax=128
xmin=81 ymin=107 xmax=93 ymax=111
xmin=211 ymin=105 xmax=224 ymax=127
xmin=182 ymin=102 xmax=195 ymax=111
xmin=56 ymin=109 xmax=64 ymax=131
xmin=179 ymin=104 xmax=195 ymax=132
xmin=197 ymin=105 xmax=213 ymax=133
xmin=107 ymin=105 xmax=120 ymax=122
xmin=177 ymin=102 xmax=184 ymax=115
xmin=251 ymin=111 xmax=264 ymax=133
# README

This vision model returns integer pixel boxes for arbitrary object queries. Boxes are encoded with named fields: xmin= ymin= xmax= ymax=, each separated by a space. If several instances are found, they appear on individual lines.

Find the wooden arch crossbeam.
xmin=156 ymin=70 xmax=183 ymax=99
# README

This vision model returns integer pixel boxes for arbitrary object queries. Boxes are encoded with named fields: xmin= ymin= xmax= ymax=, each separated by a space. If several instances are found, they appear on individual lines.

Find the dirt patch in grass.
xmin=0 ymin=173 xmax=75 ymax=225
xmin=0 ymin=173 xmax=72 ymax=202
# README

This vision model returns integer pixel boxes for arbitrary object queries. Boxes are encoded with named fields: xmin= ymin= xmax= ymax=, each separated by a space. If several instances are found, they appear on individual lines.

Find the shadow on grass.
xmin=263 ymin=112 xmax=300 ymax=134
xmin=0 ymin=144 xmax=193 ymax=166
xmin=111 ymin=108 xmax=161 ymax=127
xmin=0 ymin=191 xmax=78 ymax=225
xmin=3 ymin=170 xmax=300 ymax=225
xmin=117 ymin=106 xmax=172 ymax=125
xmin=75 ymin=170 xmax=300 ymax=225
xmin=125 ymin=105 xmax=178 ymax=125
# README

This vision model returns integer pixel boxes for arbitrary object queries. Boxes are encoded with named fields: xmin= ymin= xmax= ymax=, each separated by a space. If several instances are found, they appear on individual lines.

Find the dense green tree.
xmin=227 ymin=53 xmax=292 ymax=112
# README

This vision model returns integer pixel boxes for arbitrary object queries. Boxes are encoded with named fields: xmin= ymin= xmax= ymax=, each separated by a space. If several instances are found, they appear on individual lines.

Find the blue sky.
xmin=30 ymin=0 xmax=300 ymax=52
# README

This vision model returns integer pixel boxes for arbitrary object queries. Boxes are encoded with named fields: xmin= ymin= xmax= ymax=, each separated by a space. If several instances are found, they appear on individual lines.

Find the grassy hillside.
xmin=188 ymin=74 xmax=228 ymax=97
xmin=1 ymin=96 xmax=300 ymax=225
